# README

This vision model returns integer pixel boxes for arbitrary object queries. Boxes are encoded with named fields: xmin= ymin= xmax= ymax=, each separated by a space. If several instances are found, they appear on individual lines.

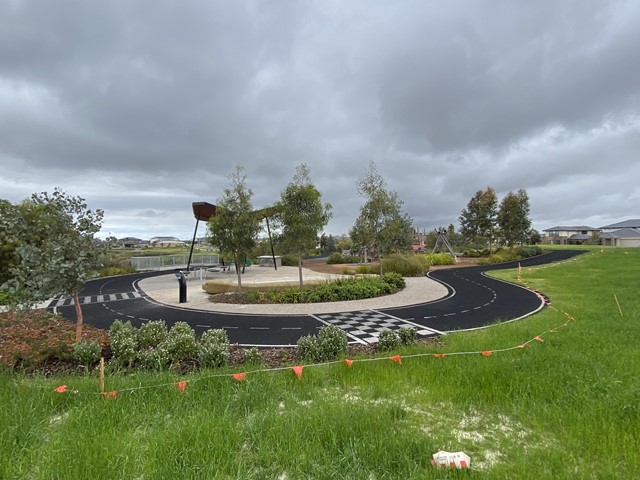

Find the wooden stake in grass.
xmin=99 ymin=357 xmax=105 ymax=394
xmin=614 ymin=294 xmax=623 ymax=317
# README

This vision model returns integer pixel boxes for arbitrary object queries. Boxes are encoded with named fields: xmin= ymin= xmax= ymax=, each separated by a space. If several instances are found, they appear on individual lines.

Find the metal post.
xmin=265 ymin=216 xmax=277 ymax=270
xmin=186 ymin=218 xmax=200 ymax=272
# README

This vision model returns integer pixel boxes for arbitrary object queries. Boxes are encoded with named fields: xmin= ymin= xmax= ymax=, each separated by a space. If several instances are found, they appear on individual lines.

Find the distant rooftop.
xmin=600 ymin=228 xmax=640 ymax=239
xmin=600 ymin=219 xmax=640 ymax=229
xmin=543 ymin=226 xmax=598 ymax=232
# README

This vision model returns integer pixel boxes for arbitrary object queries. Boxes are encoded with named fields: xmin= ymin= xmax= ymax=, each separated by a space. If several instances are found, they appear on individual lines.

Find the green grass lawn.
xmin=1 ymin=247 xmax=638 ymax=479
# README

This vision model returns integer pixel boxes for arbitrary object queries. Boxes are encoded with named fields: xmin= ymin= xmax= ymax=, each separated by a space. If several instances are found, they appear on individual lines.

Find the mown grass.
xmin=1 ymin=247 xmax=638 ymax=479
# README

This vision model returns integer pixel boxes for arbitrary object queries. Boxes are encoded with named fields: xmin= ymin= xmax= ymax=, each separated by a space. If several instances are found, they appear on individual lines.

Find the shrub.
xmin=517 ymin=246 xmax=543 ymax=258
xmin=198 ymin=328 xmax=230 ymax=368
xmin=423 ymin=253 xmax=456 ymax=266
xmin=72 ymin=340 xmax=101 ymax=368
xmin=138 ymin=320 xmax=167 ymax=348
xmin=280 ymin=254 xmax=298 ymax=266
xmin=317 ymin=325 xmax=348 ymax=361
xmin=297 ymin=334 xmax=322 ymax=362
xmin=163 ymin=322 xmax=198 ymax=362
xmin=377 ymin=329 xmax=401 ymax=351
xmin=383 ymin=272 xmax=406 ymax=289
xmin=382 ymin=254 xmax=429 ymax=276
xmin=398 ymin=327 xmax=417 ymax=345
xmin=109 ymin=320 xmax=138 ymax=367
xmin=137 ymin=346 xmax=170 ymax=370
xmin=327 ymin=253 xmax=361 ymax=264
xmin=243 ymin=347 xmax=262 ymax=366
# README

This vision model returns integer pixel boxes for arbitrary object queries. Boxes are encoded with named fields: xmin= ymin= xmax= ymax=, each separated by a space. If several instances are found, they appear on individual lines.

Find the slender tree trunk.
xmin=235 ymin=260 xmax=243 ymax=294
xmin=378 ymin=246 xmax=383 ymax=277
xmin=298 ymin=253 xmax=304 ymax=289
xmin=74 ymin=289 xmax=83 ymax=343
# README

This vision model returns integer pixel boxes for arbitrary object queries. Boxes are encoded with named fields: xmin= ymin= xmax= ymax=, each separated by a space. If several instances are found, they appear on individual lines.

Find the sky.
xmin=2 ymin=0 xmax=639 ymax=240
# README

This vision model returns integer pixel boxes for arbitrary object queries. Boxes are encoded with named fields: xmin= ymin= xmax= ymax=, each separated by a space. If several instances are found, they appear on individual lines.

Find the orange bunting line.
xmin=233 ymin=372 xmax=247 ymax=382
xmin=292 ymin=366 xmax=304 ymax=379
xmin=549 ymin=329 xmax=557 ymax=333
xmin=534 ymin=336 xmax=544 ymax=342
xmin=176 ymin=381 xmax=187 ymax=392
xmin=517 ymin=344 xmax=528 ymax=349
xmin=54 ymin=385 xmax=67 ymax=393
xmin=389 ymin=355 xmax=402 ymax=364
xmin=344 ymin=359 xmax=353 ymax=368
xmin=101 ymin=391 xmax=118 ymax=400
xmin=433 ymin=353 xmax=446 ymax=359
xmin=481 ymin=351 xmax=492 ymax=357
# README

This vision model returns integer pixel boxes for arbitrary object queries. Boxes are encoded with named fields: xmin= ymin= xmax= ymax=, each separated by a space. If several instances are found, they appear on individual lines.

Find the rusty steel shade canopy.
xmin=192 ymin=202 xmax=216 ymax=221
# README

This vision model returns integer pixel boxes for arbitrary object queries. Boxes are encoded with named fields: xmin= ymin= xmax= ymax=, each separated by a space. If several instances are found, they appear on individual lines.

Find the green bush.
xmin=398 ymin=327 xmax=417 ymax=345
xmin=297 ymin=325 xmax=348 ymax=363
xmin=383 ymin=272 xmax=406 ymax=289
xmin=243 ymin=347 xmax=262 ymax=366
xmin=423 ymin=253 xmax=456 ymax=266
xmin=382 ymin=254 xmax=429 ymax=276
xmin=377 ymin=330 xmax=401 ymax=351
xmin=98 ymin=265 xmax=137 ymax=277
xmin=280 ymin=254 xmax=298 ymax=266
xmin=137 ymin=346 xmax=170 ymax=371
xmin=517 ymin=246 xmax=543 ymax=258
xmin=164 ymin=322 xmax=198 ymax=362
xmin=138 ymin=320 xmax=167 ymax=348
xmin=109 ymin=320 xmax=138 ymax=367
xmin=72 ymin=341 xmax=102 ymax=368
xmin=198 ymin=328 xmax=230 ymax=368
xmin=327 ymin=253 xmax=361 ymax=264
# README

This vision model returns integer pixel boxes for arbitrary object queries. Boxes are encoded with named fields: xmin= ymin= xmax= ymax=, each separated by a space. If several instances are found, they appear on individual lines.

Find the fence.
xmin=130 ymin=254 xmax=220 ymax=271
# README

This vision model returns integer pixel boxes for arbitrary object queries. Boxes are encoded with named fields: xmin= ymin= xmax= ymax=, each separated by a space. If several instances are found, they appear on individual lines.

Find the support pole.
xmin=186 ymin=218 xmax=200 ymax=272
xmin=265 ymin=216 xmax=277 ymax=270
xmin=99 ymin=357 xmax=105 ymax=394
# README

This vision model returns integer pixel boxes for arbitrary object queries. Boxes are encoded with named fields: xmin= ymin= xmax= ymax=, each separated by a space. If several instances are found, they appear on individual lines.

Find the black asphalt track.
xmin=49 ymin=250 xmax=584 ymax=347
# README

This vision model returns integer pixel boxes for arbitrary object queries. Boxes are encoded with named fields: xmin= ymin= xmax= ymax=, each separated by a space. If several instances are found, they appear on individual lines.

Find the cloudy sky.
xmin=2 ymin=1 xmax=639 ymax=240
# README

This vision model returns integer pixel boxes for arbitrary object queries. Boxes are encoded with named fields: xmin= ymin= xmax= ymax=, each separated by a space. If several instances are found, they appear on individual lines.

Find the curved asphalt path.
xmin=49 ymin=250 xmax=584 ymax=347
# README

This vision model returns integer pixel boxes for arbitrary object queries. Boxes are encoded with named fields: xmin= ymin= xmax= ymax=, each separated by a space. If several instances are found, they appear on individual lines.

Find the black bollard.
xmin=174 ymin=270 xmax=187 ymax=303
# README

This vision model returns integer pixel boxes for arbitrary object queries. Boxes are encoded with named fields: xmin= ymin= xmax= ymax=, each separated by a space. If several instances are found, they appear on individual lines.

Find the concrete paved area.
xmin=138 ymin=265 xmax=449 ymax=315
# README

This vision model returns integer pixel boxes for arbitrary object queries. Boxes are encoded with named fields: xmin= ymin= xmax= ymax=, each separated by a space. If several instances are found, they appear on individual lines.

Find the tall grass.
xmin=1 ymin=247 xmax=638 ymax=479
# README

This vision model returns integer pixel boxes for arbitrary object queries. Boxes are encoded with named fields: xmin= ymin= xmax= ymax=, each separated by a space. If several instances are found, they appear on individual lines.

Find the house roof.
xmin=600 ymin=228 xmax=640 ymax=239
xmin=543 ymin=226 xmax=598 ymax=232
xmin=600 ymin=219 xmax=640 ymax=229
xmin=567 ymin=234 xmax=591 ymax=241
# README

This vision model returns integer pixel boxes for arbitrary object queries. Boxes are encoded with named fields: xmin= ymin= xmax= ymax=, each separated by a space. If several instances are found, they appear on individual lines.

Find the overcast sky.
xmin=2 ymin=1 xmax=639 ymax=240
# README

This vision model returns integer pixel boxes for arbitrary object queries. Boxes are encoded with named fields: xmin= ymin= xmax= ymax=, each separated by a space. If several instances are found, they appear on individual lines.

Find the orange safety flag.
xmin=102 ymin=391 xmax=118 ymax=400
xmin=534 ymin=336 xmax=544 ymax=342
xmin=433 ymin=353 xmax=446 ymax=359
xmin=176 ymin=381 xmax=187 ymax=392
xmin=481 ymin=351 xmax=492 ymax=357
xmin=54 ymin=385 xmax=67 ymax=393
xmin=233 ymin=372 xmax=247 ymax=382
xmin=516 ymin=344 xmax=528 ymax=349
xmin=292 ymin=365 xmax=304 ymax=379
xmin=344 ymin=359 xmax=353 ymax=368
xmin=518 ymin=263 xmax=522 ymax=276
xmin=389 ymin=355 xmax=402 ymax=365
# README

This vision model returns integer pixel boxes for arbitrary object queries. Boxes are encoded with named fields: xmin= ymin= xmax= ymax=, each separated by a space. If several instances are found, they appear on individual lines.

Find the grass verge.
xmin=1 ymin=247 xmax=638 ymax=479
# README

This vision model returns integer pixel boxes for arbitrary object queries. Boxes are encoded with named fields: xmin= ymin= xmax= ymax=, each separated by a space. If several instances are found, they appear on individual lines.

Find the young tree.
xmin=207 ymin=166 xmax=261 ymax=294
xmin=350 ymin=161 xmax=413 ymax=276
xmin=459 ymin=187 xmax=498 ymax=252
xmin=276 ymin=164 xmax=332 ymax=288
xmin=498 ymin=189 xmax=532 ymax=249
xmin=0 ymin=189 xmax=104 ymax=342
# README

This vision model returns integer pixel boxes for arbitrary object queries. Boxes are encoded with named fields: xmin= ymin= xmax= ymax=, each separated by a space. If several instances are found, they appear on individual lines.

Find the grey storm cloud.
xmin=1 ymin=0 xmax=639 ymax=239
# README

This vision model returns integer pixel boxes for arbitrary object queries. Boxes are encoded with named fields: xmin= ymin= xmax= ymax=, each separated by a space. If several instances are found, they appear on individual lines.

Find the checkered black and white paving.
xmin=50 ymin=291 xmax=142 ymax=308
xmin=314 ymin=310 xmax=441 ymax=344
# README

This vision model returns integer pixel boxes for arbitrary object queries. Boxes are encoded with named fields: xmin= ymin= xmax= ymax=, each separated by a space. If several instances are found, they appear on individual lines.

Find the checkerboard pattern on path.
xmin=316 ymin=310 xmax=438 ymax=344
xmin=50 ymin=292 xmax=142 ymax=308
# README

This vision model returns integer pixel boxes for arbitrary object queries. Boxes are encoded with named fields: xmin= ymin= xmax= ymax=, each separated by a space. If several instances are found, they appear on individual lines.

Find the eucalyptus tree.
xmin=0 ymin=189 xmax=104 ymax=342
xmin=350 ymin=161 xmax=413 ymax=276
xmin=459 ymin=187 xmax=498 ymax=253
xmin=498 ymin=189 xmax=532 ymax=249
xmin=276 ymin=163 xmax=332 ymax=288
xmin=207 ymin=166 xmax=261 ymax=294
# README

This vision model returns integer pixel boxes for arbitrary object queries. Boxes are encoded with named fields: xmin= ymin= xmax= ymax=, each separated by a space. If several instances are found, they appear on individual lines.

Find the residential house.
xmin=541 ymin=226 xmax=600 ymax=245
xmin=599 ymin=219 xmax=640 ymax=247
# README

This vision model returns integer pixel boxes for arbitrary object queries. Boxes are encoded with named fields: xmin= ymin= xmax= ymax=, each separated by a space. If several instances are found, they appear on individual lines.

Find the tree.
xmin=350 ymin=162 xmax=413 ymax=276
xmin=207 ymin=166 xmax=261 ymax=294
xmin=459 ymin=187 xmax=498 ymax=252
xmin=498 ymin=189 xmax=532 ymax=249
xmin=0 ymin=189 xmax=104 ymax=342
xmin=276 ymin=164 xmax=332 ymax=288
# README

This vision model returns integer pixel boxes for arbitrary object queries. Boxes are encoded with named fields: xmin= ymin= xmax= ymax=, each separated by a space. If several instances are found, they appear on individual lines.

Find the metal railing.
xmin=130 ymin=254 xmax=220 ymax=271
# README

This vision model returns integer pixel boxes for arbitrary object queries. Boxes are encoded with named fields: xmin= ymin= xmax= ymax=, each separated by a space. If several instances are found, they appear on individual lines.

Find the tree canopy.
xmin=207 ymin=166 xmax=261 ymax=293
xmin=0 ymin=188 xmax=104 ymax=341
xmin=276 ymin=164 xmax=332 ymax=288
xmin=498 ymin=189 xmax=532 ymax=248
xmin=350 ymin=162 xmax=413 ymax=275
xmin=459 ymin=187 xmax=498 ymax=252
